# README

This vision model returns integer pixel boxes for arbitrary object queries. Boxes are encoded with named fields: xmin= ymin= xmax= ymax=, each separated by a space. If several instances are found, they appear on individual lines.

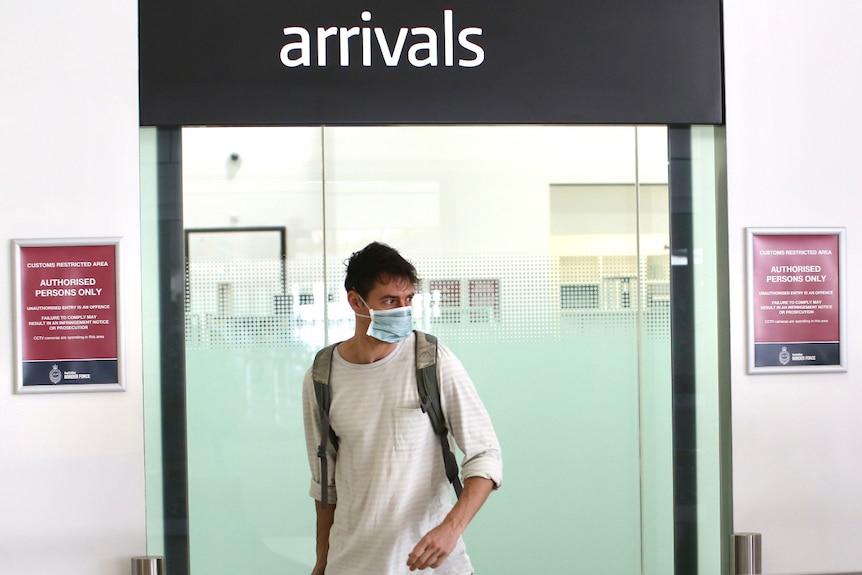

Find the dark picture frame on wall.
xmin=13 ymin=237 xmax=125 ymax=393
xmin=746 ymin=227 xmax=846 ymax=374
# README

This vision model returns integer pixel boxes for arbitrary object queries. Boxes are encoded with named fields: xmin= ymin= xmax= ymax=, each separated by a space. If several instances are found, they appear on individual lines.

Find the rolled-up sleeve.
xmin=437 ymin=345 xmax=503 ymax=489
xmin=301 ymin=367 xmax=338 ymax=503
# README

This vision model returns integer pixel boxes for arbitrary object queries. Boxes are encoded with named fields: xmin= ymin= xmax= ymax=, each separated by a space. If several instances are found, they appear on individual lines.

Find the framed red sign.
xmin=746 ymin=228 xmax=846 ymax=373
xmin=14 ymin=238 xmax=124 ymax=393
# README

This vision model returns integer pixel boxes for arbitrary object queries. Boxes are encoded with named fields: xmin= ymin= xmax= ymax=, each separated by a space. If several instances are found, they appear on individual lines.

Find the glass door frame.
xmin=141 ymin=124 xmax=732 ymax=575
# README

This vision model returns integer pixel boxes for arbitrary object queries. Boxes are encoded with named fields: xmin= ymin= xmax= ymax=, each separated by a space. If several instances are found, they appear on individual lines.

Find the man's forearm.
xmin=314 ymin=500 xmax=335 ymax=573
xmin=442 ymin=476 xmax=494 ymax=533
xmin=405 ymin=476 xmax=495 ymax=571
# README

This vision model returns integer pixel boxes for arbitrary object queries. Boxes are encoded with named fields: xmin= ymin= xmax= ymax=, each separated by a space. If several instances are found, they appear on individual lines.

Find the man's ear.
xmin=346 ymin=290 xmax=365 ymax=313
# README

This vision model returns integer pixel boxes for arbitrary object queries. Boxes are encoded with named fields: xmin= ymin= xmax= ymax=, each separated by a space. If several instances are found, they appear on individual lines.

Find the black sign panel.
xmin=139 ymin=0 xmax=723 ymax=126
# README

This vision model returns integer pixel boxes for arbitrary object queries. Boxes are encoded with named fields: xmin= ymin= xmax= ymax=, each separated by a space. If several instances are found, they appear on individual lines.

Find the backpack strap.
xmin=415 ymin=331 xmax=464 ymax=498
xmin=312 ymin=343 xmax=339 ymax=508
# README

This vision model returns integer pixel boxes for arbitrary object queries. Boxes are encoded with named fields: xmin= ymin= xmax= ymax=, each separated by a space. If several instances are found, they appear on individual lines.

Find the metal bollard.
xmin=131 ymin=556 xmax=166 ymax=575
xmin=732 ymin=532 xmax=762 ymax=574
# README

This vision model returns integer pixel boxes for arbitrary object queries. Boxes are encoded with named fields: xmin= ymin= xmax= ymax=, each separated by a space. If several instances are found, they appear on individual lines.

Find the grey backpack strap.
xmin=312 ymin=343 xmax=339 ymax=508
xmin=415 ymin=331 xmax=463 ymax=498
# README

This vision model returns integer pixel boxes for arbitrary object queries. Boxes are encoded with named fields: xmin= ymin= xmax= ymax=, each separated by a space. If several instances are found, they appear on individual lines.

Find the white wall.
xmin=724 ymin=1 xmax=862 ymax=572
xmin=0 ymin=1 xmax=145 ymax=574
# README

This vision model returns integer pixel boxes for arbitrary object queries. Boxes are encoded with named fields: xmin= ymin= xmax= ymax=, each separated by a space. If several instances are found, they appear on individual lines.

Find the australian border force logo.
xmin=778 ymin=346 xmax=791 ymax=366
xmin=49 ymin=364 xmax=63 ymax=384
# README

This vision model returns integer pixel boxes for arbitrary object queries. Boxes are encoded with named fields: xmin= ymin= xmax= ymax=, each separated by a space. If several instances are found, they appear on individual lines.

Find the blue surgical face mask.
xmin=356 ymin=294 xmax=413 ymax=343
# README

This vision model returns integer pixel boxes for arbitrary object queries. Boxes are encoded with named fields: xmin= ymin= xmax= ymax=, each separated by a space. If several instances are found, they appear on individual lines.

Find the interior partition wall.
xmin=140 ymin=124 xmax=729 ymax=575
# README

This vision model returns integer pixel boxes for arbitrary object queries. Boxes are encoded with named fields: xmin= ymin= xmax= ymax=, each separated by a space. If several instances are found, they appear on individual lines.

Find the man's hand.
xmin=406 ymin=521 xmax=461 ymax=571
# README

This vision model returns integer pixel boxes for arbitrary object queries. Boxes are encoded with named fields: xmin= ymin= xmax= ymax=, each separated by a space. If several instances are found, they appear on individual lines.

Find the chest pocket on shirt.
xmin=394 ymin=407 xmax=430 ymax=451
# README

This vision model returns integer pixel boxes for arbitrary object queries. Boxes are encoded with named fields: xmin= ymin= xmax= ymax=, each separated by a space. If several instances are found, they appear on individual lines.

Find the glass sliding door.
xmin=143 ymin=125 xmax=689 ymax=574
xmin=319 ymin=126 xmax=673 ymax=575
xmin=181 ymin=127 xmax=325 ymax=574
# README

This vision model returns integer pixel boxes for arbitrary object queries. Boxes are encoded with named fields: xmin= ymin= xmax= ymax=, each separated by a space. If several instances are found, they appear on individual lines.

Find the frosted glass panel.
xmin=182 ymin=128 xmax=324 ymax=574
xmin=176 ymin=125 xmax=673 ymax=574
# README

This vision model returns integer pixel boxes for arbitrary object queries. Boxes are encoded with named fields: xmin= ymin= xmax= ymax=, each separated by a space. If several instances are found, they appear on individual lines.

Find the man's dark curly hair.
xmin=344 ymin=242 xmax=419 ymax=299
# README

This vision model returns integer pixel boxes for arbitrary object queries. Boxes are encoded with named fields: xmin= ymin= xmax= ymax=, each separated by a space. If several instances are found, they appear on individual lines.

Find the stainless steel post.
xmin=732 ymin=532 xmax=762 ymax=574
xmin=131 ymin=556 xmax=166 ymax=575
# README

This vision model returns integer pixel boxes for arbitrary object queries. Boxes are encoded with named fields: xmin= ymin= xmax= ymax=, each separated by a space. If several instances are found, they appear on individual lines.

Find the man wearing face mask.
xmin=302 ymin=241 xmax=502 ymax=575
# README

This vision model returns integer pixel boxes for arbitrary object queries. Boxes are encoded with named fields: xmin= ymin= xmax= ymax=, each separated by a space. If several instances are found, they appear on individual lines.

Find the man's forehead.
xmin=372 ymin=275 xmax=415 ymax=293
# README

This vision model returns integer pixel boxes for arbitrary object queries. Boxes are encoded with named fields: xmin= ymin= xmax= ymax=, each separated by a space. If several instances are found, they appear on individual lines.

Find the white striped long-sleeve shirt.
xmin=302 ymin=332 xmax=503 ymax=575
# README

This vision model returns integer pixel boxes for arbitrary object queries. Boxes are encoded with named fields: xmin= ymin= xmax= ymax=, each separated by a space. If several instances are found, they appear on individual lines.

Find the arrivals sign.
xmin=746 ymin=228 xmax=846 ymax=373
xmin=14 ymin=238 xmax=124 ymax=392
xmin=139 ymin=0 xmax=723 ymax=126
